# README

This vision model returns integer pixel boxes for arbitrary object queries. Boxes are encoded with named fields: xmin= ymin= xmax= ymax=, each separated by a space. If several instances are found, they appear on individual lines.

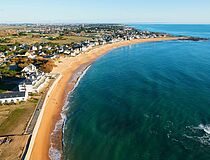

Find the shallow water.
xmin=63 ymin=25 xmax=210 ymax=160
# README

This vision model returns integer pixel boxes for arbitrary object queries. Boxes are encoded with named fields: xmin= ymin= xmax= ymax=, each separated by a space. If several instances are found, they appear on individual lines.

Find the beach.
xmin=28 ymin=37 xmax=180 ymax=160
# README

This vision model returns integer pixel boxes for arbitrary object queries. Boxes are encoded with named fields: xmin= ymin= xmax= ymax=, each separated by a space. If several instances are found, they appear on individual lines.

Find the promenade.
xmin=21 ymin=74 xmax=61 ymax=160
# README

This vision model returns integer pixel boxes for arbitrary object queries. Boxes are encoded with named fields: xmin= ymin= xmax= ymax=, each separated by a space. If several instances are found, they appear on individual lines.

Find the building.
xmin=18 ymin=79 xmax=33 ymax=93
xmin=19 ymin=64 xmax=49 ymax=93
xmin=98 ymin=40 xmax=106 ymax=45
xmin=22 ymin=64 xmax=38 ymax=77
xmin=0 ymin=63 xmax=49 ymax=104
xmin=32 ymin=46 xmax=38 ymax=51
xmin=71 ymin=51 xmax=77 ymax=57
xmin=72 ymin=44 xmax=82 ymax=54
xmin=0 ymin=91 xmax=28 ymax=104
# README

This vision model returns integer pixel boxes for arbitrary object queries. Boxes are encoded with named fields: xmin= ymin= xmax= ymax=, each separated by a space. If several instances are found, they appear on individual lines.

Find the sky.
xmin=0 ymin=0 xmax=210 ymax=24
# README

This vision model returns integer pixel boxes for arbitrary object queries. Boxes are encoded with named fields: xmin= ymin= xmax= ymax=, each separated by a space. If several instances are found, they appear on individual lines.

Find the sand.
xmin=28 ymin=37 xmax=180 ymax=160
xmin=0 ymin=135 xmax=29 ymax=160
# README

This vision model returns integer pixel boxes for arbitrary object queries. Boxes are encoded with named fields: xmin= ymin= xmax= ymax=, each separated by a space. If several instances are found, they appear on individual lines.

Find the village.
xmin=0 ymin=24 xmax=169 ymax=103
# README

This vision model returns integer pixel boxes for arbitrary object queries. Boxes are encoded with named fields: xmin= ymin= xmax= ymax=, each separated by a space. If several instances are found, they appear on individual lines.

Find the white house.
xmin=13 ymin=46 xmax=17 ymax=51
xmin=32 ymin=46 xmax=38 ymax=51
xmin=64 ymin=50 xmax=71 ymax=55
xmin=98 ymin=40 xmax=106 ymax=45
xmin=39 ymin=45 xmax=43 ymax=50
xmin=0 ymin=53 xmax=5 ymax=58
xmin=19 ymin=64 xmax=49 ymax=93
xmin=19 ymin=73 xmax=48 ymax=93
xmin=22 ymin=64 xmax=38 ymax=75
xmin=0 ymin=91 xmax=28 ymax=104
xmin=28 ymin=54 xmax=37 ymax=59
xmin=71 ymin=52 xmax=77 ymax=57
xmin=73 ymin=48 xmax=81 ymax=54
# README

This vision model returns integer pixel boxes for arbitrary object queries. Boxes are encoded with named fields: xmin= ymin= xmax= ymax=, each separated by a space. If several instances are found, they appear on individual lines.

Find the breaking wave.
xmin=49 ymin=65 xmax=91 ymax=160
xmin=183 ymin=124 xmax=210 ymax=146
xmin=198 ymin=124 xmax=210 ymax=134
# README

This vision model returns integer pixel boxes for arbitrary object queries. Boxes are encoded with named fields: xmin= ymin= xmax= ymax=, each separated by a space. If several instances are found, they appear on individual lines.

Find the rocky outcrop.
xmin=179 ymin=36 xmax=209 ymax=41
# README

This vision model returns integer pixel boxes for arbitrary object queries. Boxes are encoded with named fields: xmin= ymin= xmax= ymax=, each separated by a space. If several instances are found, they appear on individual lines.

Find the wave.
xmin=183 ymin=124 xmax=210 ymax=147
xmin=198 ymin=124 xmax=210 ymax=134
xmin=49 ymin=147 xmax=61 ymax=160
xmin=49 ymin=65 xmax=92 ymax=160
xmin=49 ymin=101 xmax=69 ymax=160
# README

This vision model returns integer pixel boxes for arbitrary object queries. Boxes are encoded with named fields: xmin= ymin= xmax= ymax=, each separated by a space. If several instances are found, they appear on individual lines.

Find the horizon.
xmin=1 ymin=1 xmax=210 ymax=159
xmin=0 ymin=22 xmax=210 ymax=25
xmin=0 ymin=0 xmax=210 ymax=24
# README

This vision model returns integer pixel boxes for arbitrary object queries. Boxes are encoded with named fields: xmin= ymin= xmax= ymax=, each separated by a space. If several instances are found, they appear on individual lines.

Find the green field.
xmin=0 ymin=34 xmax=91 ymax=45
xmin=0 ymin=100 xmax=37 ymax=135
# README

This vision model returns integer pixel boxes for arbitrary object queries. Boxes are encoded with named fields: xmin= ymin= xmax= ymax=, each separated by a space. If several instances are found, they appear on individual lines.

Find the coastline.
xmin=28 ymin=37 xmax=180 ymax=160
xmin=49 ymin=64 xmax=92 ymax=160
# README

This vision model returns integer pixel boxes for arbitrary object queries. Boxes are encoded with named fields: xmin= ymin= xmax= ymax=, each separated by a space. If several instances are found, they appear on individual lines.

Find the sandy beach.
xmin=28 ymin=37 xmax=179 ymax=160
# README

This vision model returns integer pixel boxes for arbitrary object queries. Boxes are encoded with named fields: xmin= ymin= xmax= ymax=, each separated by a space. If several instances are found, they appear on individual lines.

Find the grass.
xmin=0 ymin=100 xmax=37 ymax=135
xmin=0 ymin=26 xmax=26 ymax=31
xmin=2 ymin=35 xmax=91 ymax=45
xmin=48 ymin=35 xmax=91 ymax=44
xmin=0 ymin=135 xmax=29 ymax=160
xmin=0 ymin=108 xmax=25 ymax=134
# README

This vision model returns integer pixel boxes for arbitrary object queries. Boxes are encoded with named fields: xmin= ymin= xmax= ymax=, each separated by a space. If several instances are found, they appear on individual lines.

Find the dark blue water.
xmin=63 ymin=25 xmax=210 ymax=160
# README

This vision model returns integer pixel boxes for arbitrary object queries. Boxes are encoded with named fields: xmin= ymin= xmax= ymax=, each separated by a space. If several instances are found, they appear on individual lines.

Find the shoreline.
xmin=49 ymin=64 xmax=92 ymax=160
xmin=28 ymin=37 xmax=180 ymax=160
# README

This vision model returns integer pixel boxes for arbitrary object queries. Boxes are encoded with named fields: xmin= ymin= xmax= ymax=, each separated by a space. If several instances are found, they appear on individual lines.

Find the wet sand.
xmin=28 ymin=37 xmax=180 ymax=160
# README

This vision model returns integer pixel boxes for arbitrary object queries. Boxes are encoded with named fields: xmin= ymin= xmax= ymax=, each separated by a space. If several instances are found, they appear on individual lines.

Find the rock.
xmin=5 ymin=137 xmax=12 ymax=144
xmin=0 ymin=137 xmax=7 ymax=145
xmin=0 ymin=137 xmax=12 ymax=145
xmin=179 ymin=37 xmax=209 ymax=41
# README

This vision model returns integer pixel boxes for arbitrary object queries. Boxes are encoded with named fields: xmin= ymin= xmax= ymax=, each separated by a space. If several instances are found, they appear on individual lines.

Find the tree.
xmin=18 ymin=63 xmax=29 ymax=69
xmin=0 ymin=45 xmax=8 ymax=52
xmin=41 ymin=60 xmax=56 ymax=73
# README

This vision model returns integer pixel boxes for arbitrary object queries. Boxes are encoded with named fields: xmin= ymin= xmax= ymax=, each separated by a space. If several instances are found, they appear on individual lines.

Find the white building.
xmin=0 ymin=91 xmax=28 ymax=104
xmin=71 ymin=52 xmax=77 ymax=57
xmin=28 ymin=54 xmax=37 ymax=59
xmin=0 ymin=53 xmax=5 ymax=58
xmin=32 ymin=46 xmax=38 ymax=51
xmin=64 ymin=50 xmax=71 ymax=55
xmin=39 ymin=45 xmax=43 ymax=50
xmin=19 ymin=64 xmax=49 ymax=93
xmin=22 ymin=64 xmax=38 ymax=75
xmin=18 ymin=79 xmax=33 ymax=93
xmin=0 ymin=63 xmax=50 ymax=104
xmin=0 ymin=64 xmax=49 ymax=104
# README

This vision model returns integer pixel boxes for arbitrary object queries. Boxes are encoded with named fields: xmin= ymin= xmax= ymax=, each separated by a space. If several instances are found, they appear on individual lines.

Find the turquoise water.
xmin=130 ymin=24 xmax=210 ymax=38
xmin=63 ymin=25 xmax=210 ymax=160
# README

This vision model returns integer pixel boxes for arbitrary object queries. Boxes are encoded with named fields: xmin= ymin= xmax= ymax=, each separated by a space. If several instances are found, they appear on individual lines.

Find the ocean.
xmin=62 ymin=25 xmax=210 ymax=160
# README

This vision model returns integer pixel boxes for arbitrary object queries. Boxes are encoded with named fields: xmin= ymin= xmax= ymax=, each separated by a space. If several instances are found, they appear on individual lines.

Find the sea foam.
xmin=198 ymin=124 xmax=210 ymax=134
xmin=49 ymin=65 xmax=91 ymax=160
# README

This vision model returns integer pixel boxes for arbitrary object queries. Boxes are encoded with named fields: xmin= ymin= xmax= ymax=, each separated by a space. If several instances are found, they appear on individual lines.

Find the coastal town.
xmin=0 ymin=24 xmax=172 ymax=159
xmin=0 ymin=24 xmax=169 ymax=102
xmin=2 ymin=23 xmax=206 ymax=159
xmin=0 ymin=0 xmax=209 ymax=159
xmin=0 ymin=23 xmax=208 ymax=160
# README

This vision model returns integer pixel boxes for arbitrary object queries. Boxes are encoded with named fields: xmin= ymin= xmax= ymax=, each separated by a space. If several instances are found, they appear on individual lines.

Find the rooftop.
xmin=0 ymin=91 xmax=26 ymax=99
xmin=19 ymin=79 xmax=33 ymax=85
